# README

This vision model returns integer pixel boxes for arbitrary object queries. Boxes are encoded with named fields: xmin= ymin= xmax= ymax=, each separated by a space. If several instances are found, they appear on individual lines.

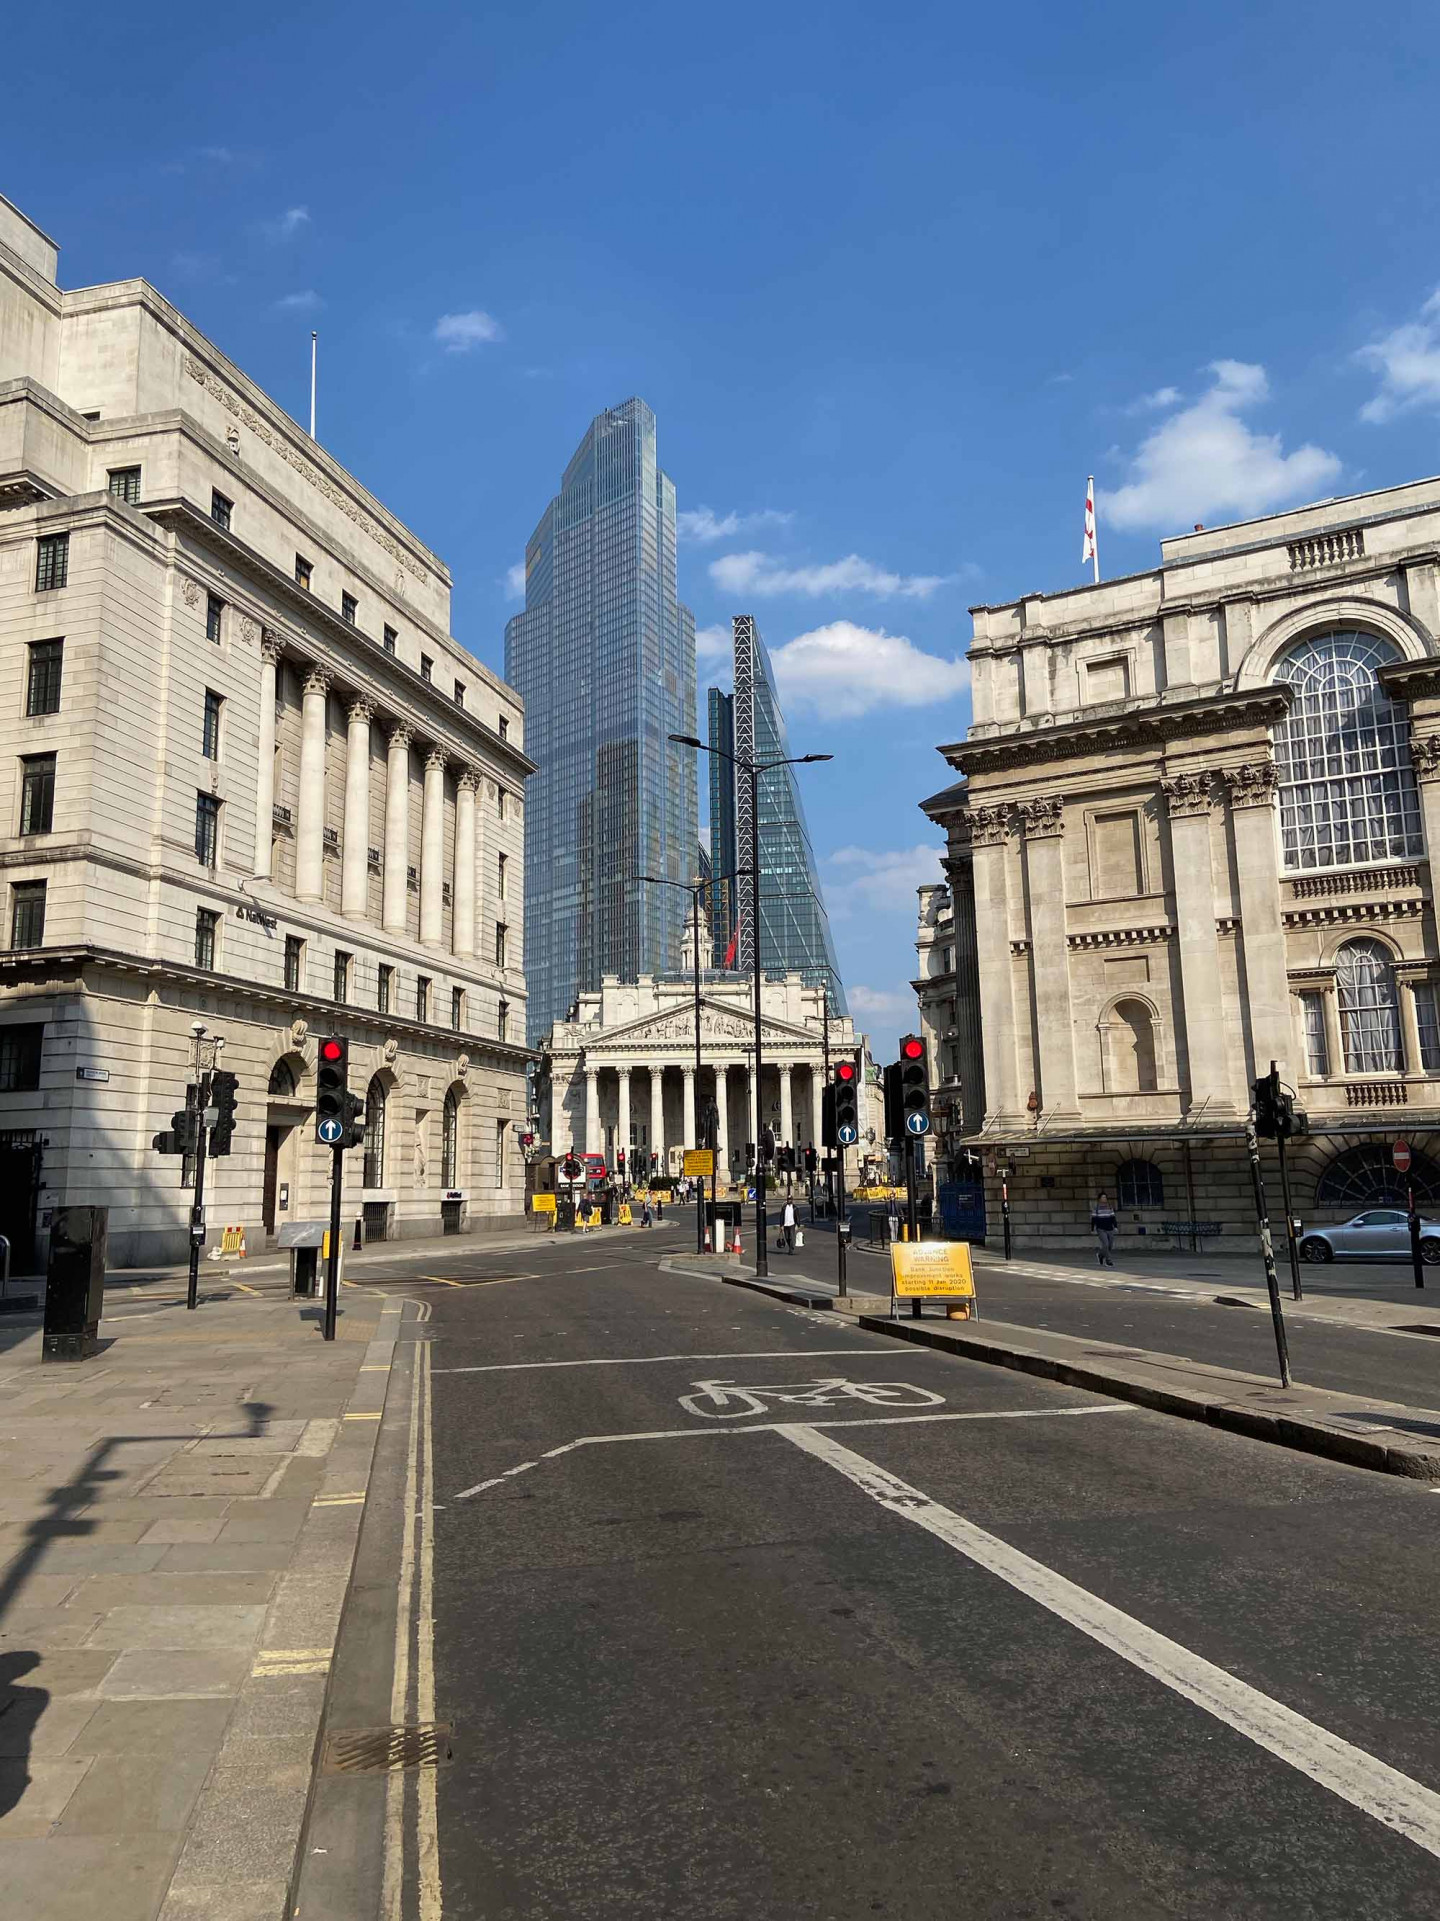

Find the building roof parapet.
xmin=939 ymin=684 xmax=1292 ymax=777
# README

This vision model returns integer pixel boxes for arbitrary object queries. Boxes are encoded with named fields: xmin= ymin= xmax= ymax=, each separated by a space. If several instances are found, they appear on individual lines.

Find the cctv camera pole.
xmin=323 ymin=1142 xmax=343 ymax=1343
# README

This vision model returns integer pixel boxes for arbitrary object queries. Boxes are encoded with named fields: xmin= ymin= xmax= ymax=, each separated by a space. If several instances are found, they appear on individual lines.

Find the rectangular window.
xmin=206 ymin=593 xmax=224 ymax=643
xmin=420 ymin=655 xmax=433 ymax=684
xmin=284 ymin=934 xmax=304 ymax=993
xmin=334 ymin=950 xmax=351 ymax=1003
xmin=108 ymin=467 xmax=141 ymax=505
xmin=497 ymin=851 xmax=506 ymax=901
xmin=1092 ymin=810 xmax=1143 ymax=899
xmin=453 ymin=680 xmax=465 ymax=707
xmin=451 ymin=986 xmax=463 ymax=1031
xmin=1084 ymin=656 xmax=1131 ymax=704
xmin=495 ymin=922 xmax=507 ymax=968
xmin=341 ymin=592 xmax=358 ymax=625
xmin=1414 ymin=983 xmax=1440 ymax=1073
xmin=497 ymin=788 xmax=507 ymax=820
xmin=210 ymin=488 xmax=233 ymax=530
xmin=19 ymin=754 xmax=56 ymax=835
xmin=416 ymin=975 xmax=431 ymax=1022
xmin=497 ymin=997 xmax=509 ymax=1043
xmin=377 ymin=963 xmax=393 ymax=1013
xmin=0 ymin=1022 xmax=43 ymax=1091
xmin=202 ymin=689 xmax=223 ymax=760
xmin=383 ymin=625 xmax=398 ymax=656
xmin=195 ymin=907 xmax=219 ymax=969
xmin=1301 ymin=990 xmax=1330 ymax=1077
xmin=26 ymin=639 xmax=63 ymax=717
xmin=35 ymin=533 xmax=69 ymax=592
xmin=195 ymin=792 xmax=221 ymax=867
xmin=295 ymin=554 xmax=312 ymax=590
xmin=498 ymin=716 xmax=508 ymax=741
xmin=10 ymin=880 xmax=46 ymax=950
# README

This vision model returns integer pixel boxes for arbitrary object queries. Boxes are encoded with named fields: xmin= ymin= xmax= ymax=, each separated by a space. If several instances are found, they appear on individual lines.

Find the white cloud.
xmin=825 ymin=843 xmax=946 ymax=918
xmin=1104 ymin=361 xmax=1340 ymax=533
xmin=272 ymin=290 xmax=322 ymax=314
xmin=503 ymin=562 xmax=527 ymax=601
xmin=765 ymin=620 xmax=968 ymax=721
xmin=677 ymin=506 xmax=793 ymax=543
xmin=695 ymin=622 xmax=731 ymax=662
xmin=1124 ymin=385 xmax=1180 ymax=414
xmin=1357 ymin=290 xmax=1440 ymax=423
xmin=434 ymin=310 xmax=505 ymax=352
xmin=264 ymin=206 xmax=310 ymax=241
xmin=709 ymin=550 xmax=952 ymax=600
xmin=847 ymin=983 xmax=919 ymax=1028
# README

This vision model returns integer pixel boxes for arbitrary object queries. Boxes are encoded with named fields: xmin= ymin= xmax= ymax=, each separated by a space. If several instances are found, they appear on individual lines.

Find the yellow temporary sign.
xmin=618 ymin=1203 xmax=633 ymax=1226
xmin=683 ymin=1149 xmax=714 ymax=1177
xmin=531 ymin=1193 xmax=557 ymax=1214
xmin=890 ymin=1240 xmax=975 ymax=1299
xmin=219 ymin=1225 xmax=247 ymax=1259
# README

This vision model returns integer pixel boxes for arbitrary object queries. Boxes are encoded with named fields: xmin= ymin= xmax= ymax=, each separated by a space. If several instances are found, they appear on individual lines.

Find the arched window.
xmin=363 ymin=1076 xmax=387 ymax=1188
xmin=1107 ymin=1000 xmax=1159 ymax=1093
xmin=441 ymin=1089 xmax=459 ymax=1189
xmin=1116 ymin=1158 xmax=1164 ymax=1209
xmin=1316 ymin=1143 xmax=1440 ymax=1210
xmin=1273 ymin=632 xmax=1422 ymax=871
xmin=1336 ymin=939 xmax=1402 ymax=1073
xmin=267 ymin=1058 xmax=297 ymax=1097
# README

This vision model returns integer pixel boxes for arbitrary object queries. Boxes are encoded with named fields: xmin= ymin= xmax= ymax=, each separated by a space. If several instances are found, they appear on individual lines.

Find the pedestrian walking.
xmin=641 ymin=1196 xmax=653 ymax=1228
xmin=1091 ymin=1191 xmax=1118 ymax=1267
xmin=782 ymin=1197 xmax=796 ymax=1255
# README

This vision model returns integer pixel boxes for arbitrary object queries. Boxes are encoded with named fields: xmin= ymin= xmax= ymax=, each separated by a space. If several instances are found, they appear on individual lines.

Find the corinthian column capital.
xmin=302 ymin=665 xmax=332 ymax=700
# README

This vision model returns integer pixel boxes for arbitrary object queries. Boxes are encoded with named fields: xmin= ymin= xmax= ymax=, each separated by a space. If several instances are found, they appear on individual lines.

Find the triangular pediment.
xmin=569 ymin=996 xmax=820 ymax=1053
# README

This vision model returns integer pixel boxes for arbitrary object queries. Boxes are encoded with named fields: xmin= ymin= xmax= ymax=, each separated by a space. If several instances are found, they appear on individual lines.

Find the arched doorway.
xmin=263 ymin=1053 xmax=307 ymax=1239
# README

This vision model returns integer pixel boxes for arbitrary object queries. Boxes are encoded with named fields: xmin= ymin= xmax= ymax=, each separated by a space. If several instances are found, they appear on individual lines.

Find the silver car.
xmin=1299 ymin=1208 xmax=1440 ymax=1264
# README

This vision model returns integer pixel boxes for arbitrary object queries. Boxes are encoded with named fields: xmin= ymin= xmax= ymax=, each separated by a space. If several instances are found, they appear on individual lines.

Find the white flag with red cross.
xmin=1082 ymin=475 xmax=1098 ymax=581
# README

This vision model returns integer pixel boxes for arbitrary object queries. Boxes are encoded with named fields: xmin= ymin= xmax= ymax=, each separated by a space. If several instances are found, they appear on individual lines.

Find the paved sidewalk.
xmin=0 ymin=1286 xmax=406 ymax=1921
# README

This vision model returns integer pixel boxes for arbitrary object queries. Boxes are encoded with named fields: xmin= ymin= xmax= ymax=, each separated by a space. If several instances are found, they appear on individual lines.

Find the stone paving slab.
xmin=0 ymin=1285 xmax=408 ymax=1921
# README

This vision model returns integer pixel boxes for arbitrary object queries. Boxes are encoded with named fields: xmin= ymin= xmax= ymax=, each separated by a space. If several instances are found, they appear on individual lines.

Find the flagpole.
xmin=309 ymin=331 xmax=317 ymax=440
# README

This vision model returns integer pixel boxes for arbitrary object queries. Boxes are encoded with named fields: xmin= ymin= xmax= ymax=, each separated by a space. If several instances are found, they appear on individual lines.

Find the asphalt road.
xmin=357 ymin=1222 xmax=1440 ymax=1918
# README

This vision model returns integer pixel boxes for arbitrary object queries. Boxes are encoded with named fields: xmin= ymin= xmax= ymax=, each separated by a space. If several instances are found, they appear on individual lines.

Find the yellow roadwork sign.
xmin=531 ymin=1193 xmax=557 ymax=1214
xmin=890 ymin=1240 xmax=975 ymax=1299
xmin=618 ymin=1203 xmax=633 ymax=1225
xmin=218 ymin=1224 xmax=247 ymax=1259
xmin=683 ymin=1149 xmax=714 ymax=1177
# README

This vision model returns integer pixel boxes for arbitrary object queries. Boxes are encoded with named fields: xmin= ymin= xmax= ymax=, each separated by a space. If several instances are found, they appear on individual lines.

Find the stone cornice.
xmin=939 ymin=686 xmax=1293 ymax=778
xmin=1375 ymin=658 xmax=1440 ymax=704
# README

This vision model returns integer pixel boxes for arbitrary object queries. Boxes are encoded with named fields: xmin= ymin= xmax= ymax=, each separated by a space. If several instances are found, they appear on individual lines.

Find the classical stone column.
xmin=1015 ymin=797 xmax=1079 ymax=1120
xmin=682 ymin=1065 xmax=696 ymax=1148
xmin=1410 ymin=731 xmax=1440 ymax=878
xmin=1322 ymin=984 xmax=1346 ymax=1079
xmin=341 ymin=696 xmax=373 ymax=919
xmin=968 ymin=806 xmax=1020 ymax=1124
xmin=453 ymin=768 xmax=479 ymax=959
xmin=381 ymin=725 xmax=412 ymax=934
xmin=649 ymin=1067 xmax=665 ymax=1167
xmin=1162 ymin=773 xmax=1237 ymax=1114
xmin=255 ymin=635 xmax=281 ymax=881
xmin=295 ymin=666 xmax=330 ymax=902
xmin=585 ymin=1069 xmax=600 ymax=1156
xmin=779 ymin=1064 xmax=794 ymax=1145
xmin=1221 ymin=760 xmax=1292 ymax=1077
xmin=747 ymin=1064 xmax=758 ymax=1150
xmin=420 ymin=748 xmax=446 ymax=946
xmin=1401 ymin=979 xmax=1426 ymax=1074
xmin=617 ymin=1067 xmax=631 ymax=1168
xmin=716 ymin=1067 xmax=730 ymax=1173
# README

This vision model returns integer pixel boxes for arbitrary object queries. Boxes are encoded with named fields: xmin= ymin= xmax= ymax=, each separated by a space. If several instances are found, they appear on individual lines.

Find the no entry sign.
xmin=1394 ymin=1138 xmax=1412 ymax=1175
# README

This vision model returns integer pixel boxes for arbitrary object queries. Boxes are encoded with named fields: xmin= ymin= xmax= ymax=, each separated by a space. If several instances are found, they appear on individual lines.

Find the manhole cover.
xmin=322 ymin=1724 xmax=452 ymax=1773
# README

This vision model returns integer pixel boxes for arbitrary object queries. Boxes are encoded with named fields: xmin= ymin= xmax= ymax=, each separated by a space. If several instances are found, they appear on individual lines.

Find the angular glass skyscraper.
xmin=707 ymin=616 xmax=847 ymax=1012
xmin=505 ymin=400 xmax=697 ymax=1044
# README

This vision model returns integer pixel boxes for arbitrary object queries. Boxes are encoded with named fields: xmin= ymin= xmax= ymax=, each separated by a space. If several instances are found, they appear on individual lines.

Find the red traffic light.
xmin=901 ymin=1037 xmax=925 ymax=1060
xmin=835 ymin=1061 xmax=856 ymax=1081
xmin=319 ymin=1038 xmax=344 ymax=1063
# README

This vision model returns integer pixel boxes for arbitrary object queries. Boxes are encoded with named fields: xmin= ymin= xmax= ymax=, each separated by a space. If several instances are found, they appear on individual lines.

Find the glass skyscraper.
xmin=707 ymin=615 xmax=847 ymax=1012
xmin=505 ymin=400 xmax=697 ymax=1045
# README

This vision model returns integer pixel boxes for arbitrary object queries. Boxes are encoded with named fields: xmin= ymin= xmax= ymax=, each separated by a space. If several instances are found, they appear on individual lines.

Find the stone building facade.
xmin=0 ymin=195 xmax=533 ymax=1266
xmin=538 ymin=972 xmax=874 ymax=1180
xmin=912 ymin=879 xmax=965 ymax=1184
xmin=925 ymin=475 xmax=1440 ymax=1250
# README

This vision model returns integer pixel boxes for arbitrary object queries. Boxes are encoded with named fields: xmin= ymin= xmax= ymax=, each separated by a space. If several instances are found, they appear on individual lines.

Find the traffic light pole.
xmin=1408 ymin=1178 xmax=1425 ymax=1291
xmin=323 ymin=1143 xmax=343 ymax=1343
xmin=1244 ymin=1119 xmax=1292 ymax=1389
xmin=1274 ymin=1125 xmax=1304 ymax=1302
xmin=186 ymin=1072 xmax=210 ymax=1312
xmin=748 ymin=761 xmax=768 ymax=1279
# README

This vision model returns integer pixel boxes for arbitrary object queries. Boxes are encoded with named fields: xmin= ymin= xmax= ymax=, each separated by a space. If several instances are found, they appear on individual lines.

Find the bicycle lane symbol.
xmin=677 ymin=1378 xmax=945 ymax=1420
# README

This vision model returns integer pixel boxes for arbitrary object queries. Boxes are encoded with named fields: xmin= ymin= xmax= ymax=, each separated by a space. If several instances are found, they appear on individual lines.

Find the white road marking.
xmin=780 ymin=1422 xmax=1440 ymax=1863
xmin=434 ymin=1347 xmax=884 ymax=1376
xmin=449 ymin=1403 xmax=1133 ymax=1500
xmin=678 ymin=1377 xmax=945 ymax=1419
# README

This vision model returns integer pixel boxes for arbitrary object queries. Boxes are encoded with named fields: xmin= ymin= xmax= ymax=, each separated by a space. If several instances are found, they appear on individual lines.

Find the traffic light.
xmin=153 ymin=1106 xmax=198 ymax=1156
xmin=761 ymin=1125 xmax=776 ymax=1165
xmin=209 ymin=1070 xmax=238 ymax=1156
xmin=833 ymin=1059 xmax=859 ymax=1144
xmin=1253 ymin=1065 xmax=1309 ymax=1141
xmin=898 ymin=1035 xmax=929 ymax=1139
xmin=804 ymin=1145 xmax=817 ymax=1175
xmin=883 ymin=1061 xmax=902 ymax=1140
xmin=339 ymin=1088 xmax=365 ymax=1150
xmin=316 ymin=1037 xmax=348 ymax=1146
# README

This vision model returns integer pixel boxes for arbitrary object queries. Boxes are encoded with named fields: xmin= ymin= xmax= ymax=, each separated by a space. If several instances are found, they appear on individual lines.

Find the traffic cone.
xmin=731 ymin=1223 xmax=742 ymax=1256
xmin=703 ymin=1225 xmax=711 ymax=1251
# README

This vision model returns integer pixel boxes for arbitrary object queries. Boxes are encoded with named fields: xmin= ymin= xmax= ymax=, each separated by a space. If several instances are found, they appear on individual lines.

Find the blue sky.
xmin=9 ymin=1 xmax=1440 ymax=1043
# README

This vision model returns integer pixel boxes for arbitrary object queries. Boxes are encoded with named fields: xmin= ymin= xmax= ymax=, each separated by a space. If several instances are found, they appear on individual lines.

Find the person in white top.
xmin=781 ymin=1197 xmax=797 ymax=1254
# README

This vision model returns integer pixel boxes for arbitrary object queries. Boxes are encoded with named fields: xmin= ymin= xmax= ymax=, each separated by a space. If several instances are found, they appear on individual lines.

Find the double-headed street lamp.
xmin=633 ymin=866 xmax=751 ymax=1255
xmin=670 ymin=733 xmax=833 ymax=1278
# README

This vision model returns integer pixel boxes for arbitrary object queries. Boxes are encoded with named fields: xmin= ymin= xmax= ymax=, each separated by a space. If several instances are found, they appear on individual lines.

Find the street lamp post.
xmin=634 ymin=867 xmax=749 ymax=1255
xmin=670 ymin=733 xmax=832 ymax=1279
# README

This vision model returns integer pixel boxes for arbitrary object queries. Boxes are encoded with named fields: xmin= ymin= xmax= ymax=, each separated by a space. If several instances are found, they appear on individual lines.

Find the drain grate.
xmin=322 ymin=1724 xmax=452 ymax=1773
